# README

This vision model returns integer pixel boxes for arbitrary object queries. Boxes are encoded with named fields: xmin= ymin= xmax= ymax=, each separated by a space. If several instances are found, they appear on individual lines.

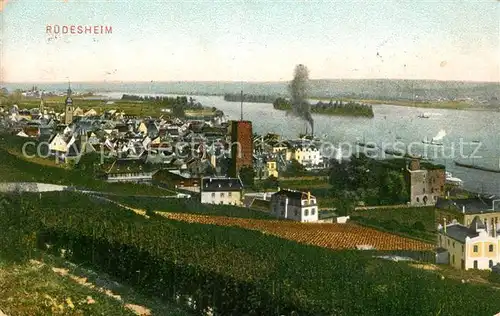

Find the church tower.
xmin=64 ymin=82 xmax=74 ymax=125
xmin=39 ymin=96 xmax=45 ymax=113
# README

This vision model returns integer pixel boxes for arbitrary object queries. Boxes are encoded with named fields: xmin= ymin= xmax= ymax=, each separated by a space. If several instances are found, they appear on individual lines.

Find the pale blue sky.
xmin=1 ymin=0 xmax=499 ymax=82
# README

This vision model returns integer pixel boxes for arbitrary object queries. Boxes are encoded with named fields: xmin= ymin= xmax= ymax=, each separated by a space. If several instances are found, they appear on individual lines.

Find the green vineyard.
xmin=2 ymin=191 xmax=500 ymax=315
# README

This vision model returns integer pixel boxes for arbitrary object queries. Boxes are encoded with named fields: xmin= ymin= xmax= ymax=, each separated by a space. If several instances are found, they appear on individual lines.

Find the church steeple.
xmin=66 ymin=80 xmax=72 ymax=97
xmin=39 ymin=95 xmax=45 ymax=113
xmin=64 ymin=80 xmax=74 ymax=125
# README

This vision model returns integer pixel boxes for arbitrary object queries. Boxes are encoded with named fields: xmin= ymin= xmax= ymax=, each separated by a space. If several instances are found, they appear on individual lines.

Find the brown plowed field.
xmin=158 ymin=212 xmax=434 ymax=251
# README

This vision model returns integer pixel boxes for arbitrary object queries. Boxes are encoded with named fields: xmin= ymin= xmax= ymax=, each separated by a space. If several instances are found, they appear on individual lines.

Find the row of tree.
xmin=328 ymin=154 xmax=408 ymax=214
xmin=273 ymin=97 xmax=374 ymax=117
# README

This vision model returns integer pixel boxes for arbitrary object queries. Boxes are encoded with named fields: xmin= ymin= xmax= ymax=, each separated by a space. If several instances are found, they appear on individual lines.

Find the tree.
xmin=263 ymin=175 xmax=279 ymax=190
xmin=172 ymin=103 xmax=185 ymax=118
xmin=239 ymin=166 xmax=255 ymax=187
xmin=335 ymin=190 xmax=358 ymax=216
xmin=328 ymin=159 xmax=349 ymax=193
xmin=378 ymin=170 xmax=407 ymax=204
xmin=286 ymin=159 xmax=306 ymax=176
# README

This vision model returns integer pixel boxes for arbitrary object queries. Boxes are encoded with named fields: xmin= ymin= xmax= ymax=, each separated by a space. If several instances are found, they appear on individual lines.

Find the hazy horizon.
xmin=4 ymin=78 xmax=499 ymax=85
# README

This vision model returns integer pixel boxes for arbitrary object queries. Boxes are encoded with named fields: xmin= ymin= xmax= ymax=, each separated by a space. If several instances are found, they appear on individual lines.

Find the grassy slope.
xmin=4 ymin=192 xmax=500 ymax=315
xmin=351 ymin=206 xmax=437 ymax=243
xmin=0 ymin=258 xmax=136 ymax=316
xmin=0 ymin=135 xmax=174 ymax=196
xmin=108 ymin=195 xmax=276 ymax=220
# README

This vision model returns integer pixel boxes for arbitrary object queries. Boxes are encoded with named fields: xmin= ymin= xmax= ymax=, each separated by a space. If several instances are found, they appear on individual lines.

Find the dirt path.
xmin=30 ymin=257 xmax=189 ymax=316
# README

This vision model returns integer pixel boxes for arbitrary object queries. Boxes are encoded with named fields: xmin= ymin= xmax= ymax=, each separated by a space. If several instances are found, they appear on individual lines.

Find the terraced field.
xmin=157 ymin=212 xmax=434 ymax=251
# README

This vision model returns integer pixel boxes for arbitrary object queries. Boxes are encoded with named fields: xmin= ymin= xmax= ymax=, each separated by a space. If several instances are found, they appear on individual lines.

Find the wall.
xmin=466 ymin=237 xmax=499 ymax=270
xmin=0 ymin=182 xmax=68 ymax=193
xmin=409 ymin=168 xmax=445 ymax=206
xmin=201 ymin=191 xmax=242 ymax=205
xmin=464 ymin=213 xmax=500 ymax=232
xmin=438 ymin=233 xmax=465 ymax=269
xmin=270 ymin=196 xmax=318 ymax=222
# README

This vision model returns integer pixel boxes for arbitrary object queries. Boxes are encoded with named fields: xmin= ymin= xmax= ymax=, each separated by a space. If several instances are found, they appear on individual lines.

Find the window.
xmin=416 ymin=197 xmax=420 ymax=203
xmin=294 ymin=210 xmax=298 ymax=217
xmin=220 ymin=193 xmax=225 ymax=198
xmin=462 ymin=245 xmax=464 ymax=252
xmin=452 ymin=254 xmax=455 ymax=264
xmin=490 ymin=245 xmax=494 ymax=252
xmin=304 ymin=208 xmax=309 ymax=216
xmin=473 ymin=260 xmax=478 ymax=269
xmin=490 ymin=260 xmax=494 ymax=268
xmin=452 ymin=242 xmax=455 ymax=248
xmin=211 ymin=193 xmax=215 ymax=198
xmin=311 ymin=208 xmax=316 ymax=215
xmin=228 ymin=192 xmax=232 ymax=197
xmin=280 ymin=210 xmax=285 ymax=216
xmin=447 ymin=239 xmax=450 ymax=246
xmin=473 ymin=245 xmax=478 ymax=253
xmin=423 ymin=188 xmax=426 ymax=194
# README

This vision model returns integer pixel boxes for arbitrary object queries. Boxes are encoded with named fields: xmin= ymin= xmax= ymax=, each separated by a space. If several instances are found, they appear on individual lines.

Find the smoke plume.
xmin=288 ymin=64 xmax=314 ymax=135
xmin=432 ymin=129 xmax=447 ymax=141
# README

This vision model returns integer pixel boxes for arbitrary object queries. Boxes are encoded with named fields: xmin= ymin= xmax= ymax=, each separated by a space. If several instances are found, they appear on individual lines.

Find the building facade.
xmin=270 ymin=189 xmax=318 ymax=222
xmin=436 ymin=196 xmax=500 ymax=231
xmin=438 ymin=216 xmax=500 ymax=270
xmin=229 ymin=120 xmax=253 ymax=178
xmin=290 ymin=145 xmax=322 ymax=167
xmin=406 ymin=159 xmax=445 ymax=206
xmin=200 ymin=177 xmax=243 ymax=205
xmin=266 ymin=160 xmax=278 ymax=178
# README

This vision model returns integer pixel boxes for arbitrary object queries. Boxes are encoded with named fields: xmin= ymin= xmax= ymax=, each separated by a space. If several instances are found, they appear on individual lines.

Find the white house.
xmin=270 ymin=189 xmax=319 ymax=222
xmin=104 ymin=159 xmax=156 ymax=183
xmin=438 ymin=216 xmax=500 ymax=270
xmin=290 ymin=144 xmax=322 ymax=167
xmin=48 ymin=133 xmax=69 ymax=157
xmin=200 ymin=177 xmax=243 ymax=205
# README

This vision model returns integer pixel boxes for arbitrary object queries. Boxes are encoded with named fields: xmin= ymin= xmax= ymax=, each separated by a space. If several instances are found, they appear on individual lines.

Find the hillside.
xmin=3 ymin=80 xmax=498 ymax=106
xmin=3 ymin=191 xmax=500 ymax=315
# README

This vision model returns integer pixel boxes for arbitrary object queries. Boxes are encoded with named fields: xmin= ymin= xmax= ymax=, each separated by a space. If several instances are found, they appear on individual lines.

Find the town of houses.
xmin=0 ymin=90 xmax=331 ymax=220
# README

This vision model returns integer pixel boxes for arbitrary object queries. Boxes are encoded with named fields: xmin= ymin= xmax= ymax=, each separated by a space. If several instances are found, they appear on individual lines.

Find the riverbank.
xmin=312 ymin=98 xmax=496 ymax=111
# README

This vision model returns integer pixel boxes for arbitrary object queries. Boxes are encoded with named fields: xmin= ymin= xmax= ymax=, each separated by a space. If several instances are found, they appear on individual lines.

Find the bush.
xmin=412 ymin=221 xmax=426 ymax=231
xmin=488 ymin=272 xmax=500 ymax=284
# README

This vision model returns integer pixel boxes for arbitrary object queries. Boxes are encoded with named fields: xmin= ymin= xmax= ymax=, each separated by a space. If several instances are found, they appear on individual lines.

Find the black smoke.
xmin=288 ymin=64 xmax=314 ymax=136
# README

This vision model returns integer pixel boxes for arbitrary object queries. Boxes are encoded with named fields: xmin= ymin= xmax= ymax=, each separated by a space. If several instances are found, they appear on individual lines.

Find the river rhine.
xmin=102 ymin=93 xmax=500 ymax=196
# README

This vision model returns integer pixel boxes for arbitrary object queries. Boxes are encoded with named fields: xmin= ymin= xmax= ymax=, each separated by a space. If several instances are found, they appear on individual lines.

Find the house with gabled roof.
xmin=101 ymin=158 xmax=158 ymax=183
xmin=200 ymin=177 xmax=243 ymax=205
xmin=438 ymin=214 xmax=500 ymax=270
xmin=48 ymin=133 xmax=69 ymax=162
xmin=270 ymin=189 xmax=318 ymax=222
